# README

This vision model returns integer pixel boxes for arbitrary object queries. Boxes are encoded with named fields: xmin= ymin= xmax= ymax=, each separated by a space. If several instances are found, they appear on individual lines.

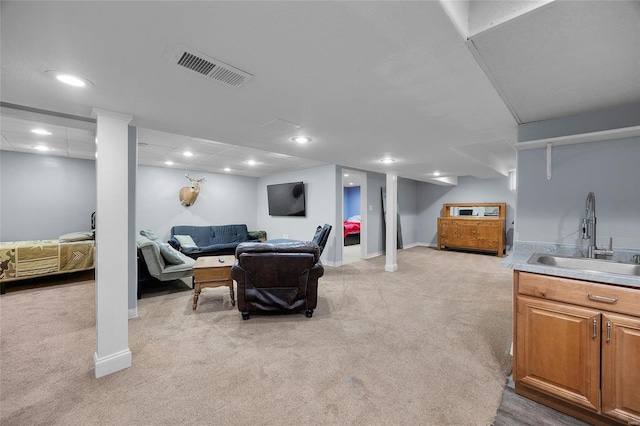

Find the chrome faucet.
xmin=580 ymin=192 xmax=613 ymax=258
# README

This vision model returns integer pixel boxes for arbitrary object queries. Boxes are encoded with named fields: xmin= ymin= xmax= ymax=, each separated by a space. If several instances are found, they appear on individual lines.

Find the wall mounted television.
xmin=267 ymin=181 xmax=306 ymax=216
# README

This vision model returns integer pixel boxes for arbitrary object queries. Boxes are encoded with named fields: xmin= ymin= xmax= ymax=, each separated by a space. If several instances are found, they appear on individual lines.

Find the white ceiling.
xmin=1 ymin=1 xmax=638 ymax=183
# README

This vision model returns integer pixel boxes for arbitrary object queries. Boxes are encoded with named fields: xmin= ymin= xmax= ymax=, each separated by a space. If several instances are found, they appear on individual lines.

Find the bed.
xmin=0 ymin=232 xmax=95 ymax=294
xmin=343 ymin=215 xmax=361 ymax=246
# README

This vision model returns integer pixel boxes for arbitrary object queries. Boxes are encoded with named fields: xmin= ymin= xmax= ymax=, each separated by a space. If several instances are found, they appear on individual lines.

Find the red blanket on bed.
xmin=343 ymin=221 xmax=361 ymax=238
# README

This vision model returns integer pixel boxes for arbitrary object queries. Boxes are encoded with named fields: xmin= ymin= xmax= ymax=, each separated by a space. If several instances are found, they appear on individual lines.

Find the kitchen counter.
xmin=501 ymin=242 xmax=640 ymax=288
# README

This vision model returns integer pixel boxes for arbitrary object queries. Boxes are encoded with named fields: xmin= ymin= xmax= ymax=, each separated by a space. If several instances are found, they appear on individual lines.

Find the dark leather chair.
xmin=231 ymin=241 xmax=324 ymax=320
xmin=311 ymin=224 xmax=332 ymax=255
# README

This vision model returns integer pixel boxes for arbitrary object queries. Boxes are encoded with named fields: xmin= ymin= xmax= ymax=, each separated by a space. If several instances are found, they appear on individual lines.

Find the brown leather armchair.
xmin=231 ymin=241 xmax=324 ymax=320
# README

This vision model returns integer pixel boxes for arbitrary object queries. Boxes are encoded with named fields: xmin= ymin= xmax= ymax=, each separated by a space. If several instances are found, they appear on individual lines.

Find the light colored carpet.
xmin=1 ymin=247 xmax=513 ymax=425
xmin=343 ymin=244 xmax=361 ymax=265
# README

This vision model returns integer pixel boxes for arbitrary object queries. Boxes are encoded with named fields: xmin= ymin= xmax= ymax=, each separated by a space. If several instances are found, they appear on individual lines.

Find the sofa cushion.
xmin=169 ymin=225 xmax=260 ymax=258
xmin=174 ymin=234 xmax=198 ymax=249
xmin=212 ymin=224 xmax=249 ymax=244
xmin=158 ymin=243 xmax=185 ymax=265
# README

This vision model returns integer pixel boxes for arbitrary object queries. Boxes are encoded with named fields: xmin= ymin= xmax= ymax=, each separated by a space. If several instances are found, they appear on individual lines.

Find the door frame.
xmin=341 ymin=169 xmax=367 ymax=264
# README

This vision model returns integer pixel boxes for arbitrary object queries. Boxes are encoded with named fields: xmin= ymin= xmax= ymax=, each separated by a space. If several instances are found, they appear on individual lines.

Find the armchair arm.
xmin=304 ymin=261 xmax=324 ymax=310
xmin=231 ymin=262 xmax=251 ymax=312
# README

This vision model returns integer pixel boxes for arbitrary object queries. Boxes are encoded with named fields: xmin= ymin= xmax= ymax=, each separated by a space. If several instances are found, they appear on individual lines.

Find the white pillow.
xmin=174 ymin=234 xmax=197 ymax=248
xmin=59 ymin=231 xmax=94 ymax=242
xmin=158 ymin=243 xmax=185 ymax=265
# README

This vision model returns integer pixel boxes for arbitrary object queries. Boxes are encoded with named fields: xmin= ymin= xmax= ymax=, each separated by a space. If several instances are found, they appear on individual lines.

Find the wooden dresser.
xmin=437 ymin=202 xmax=506 ymax=257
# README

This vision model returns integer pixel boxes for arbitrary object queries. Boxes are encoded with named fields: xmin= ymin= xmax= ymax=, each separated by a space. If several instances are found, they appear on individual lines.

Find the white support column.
xmin=385 ymin=172 xmax=398 ymax=272
xmin=92 ymin=108 xmax=133 ymax=378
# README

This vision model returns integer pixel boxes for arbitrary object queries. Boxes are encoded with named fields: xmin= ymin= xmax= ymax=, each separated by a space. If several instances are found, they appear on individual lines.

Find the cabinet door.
xmin=516 ymin=296 xmax=601 ymax=411
xmin=476 ymin=221 xmax=499 ymax=241
xmin=476 ymin=221 xmax=500 ymax=251
xmin=601 ymin=313 xmax=640 ymax=423
xmin=455 ymin=220 xmax=478 ymax=247
xmin=438 ymin=219 xmax=453 ymax=245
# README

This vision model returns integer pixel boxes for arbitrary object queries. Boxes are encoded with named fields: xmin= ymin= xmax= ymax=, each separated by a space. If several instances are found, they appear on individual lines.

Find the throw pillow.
xmin=174 ymin=234 xmax=197 ymax=249
xmin=140 ymin=229 xmax=159 ymax=241
xmin=158 ymin=243 xmax=185 ymax=265
xmin=59 ymin=231 xmax=94 ymax=242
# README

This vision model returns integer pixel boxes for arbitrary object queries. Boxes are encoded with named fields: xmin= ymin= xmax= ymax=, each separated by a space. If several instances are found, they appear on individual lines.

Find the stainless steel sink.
xmin=527 ymin=253 xmax=640 ymax=277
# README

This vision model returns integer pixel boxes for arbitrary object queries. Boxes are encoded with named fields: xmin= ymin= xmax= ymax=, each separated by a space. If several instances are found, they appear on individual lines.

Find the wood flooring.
xmin=493 ymin=386 xmax=589 ymax=426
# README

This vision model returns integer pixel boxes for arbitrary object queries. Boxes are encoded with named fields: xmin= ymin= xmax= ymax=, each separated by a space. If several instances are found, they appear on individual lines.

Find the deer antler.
xmin=184 ymin=173 xmax=206 ymax=183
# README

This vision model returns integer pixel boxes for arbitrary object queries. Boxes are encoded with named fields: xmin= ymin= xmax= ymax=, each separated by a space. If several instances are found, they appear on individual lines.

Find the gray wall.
xmin=417 ymin=175 xmax=516 ymax=249
xmin=257 ymin=164 xmax=337 ymax=263
xmin=1 ymin=150 xmax=520 ymax=265
xmin=128 ymin=126 xmax=138 ymax=313
xmin=365 ymin=171 xmax=386 ymax=257
xmin=398 ymin=177 xmax=420 ymax=247
xmin=516 ymin=137 xmax=640 ymax=250
xmin=0 ymin=151 xmax=96 ymax=241
xmin=136 ymin=166 xmax=258 ymax=241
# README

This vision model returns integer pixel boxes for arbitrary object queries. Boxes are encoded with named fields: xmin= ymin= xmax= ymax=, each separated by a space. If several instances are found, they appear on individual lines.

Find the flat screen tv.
xmin=267 ymin=181 xmax=306 ymax=216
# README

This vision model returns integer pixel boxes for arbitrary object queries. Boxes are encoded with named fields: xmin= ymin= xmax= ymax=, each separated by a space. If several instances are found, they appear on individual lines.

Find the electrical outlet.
xmin=283 ymin=234 xmax=288 ymax=239
xmin=369 ymin=205 xmax=373 ymax=211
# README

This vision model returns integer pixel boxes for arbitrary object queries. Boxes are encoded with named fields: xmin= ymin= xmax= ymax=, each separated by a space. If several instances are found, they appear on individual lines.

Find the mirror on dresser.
xmin=438 ymin=202 xmax=506 ymax=257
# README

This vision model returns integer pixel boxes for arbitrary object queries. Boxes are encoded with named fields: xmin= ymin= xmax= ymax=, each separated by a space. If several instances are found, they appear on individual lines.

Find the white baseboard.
xmin=384 ymin=263 xmax=398 ymax=272
xmin=366 ymin=251 xmax=384 ymax=259
xmin=128 ymin=306 xmax=138 ymax=319
xmin=413 ymin=242 xmax=437 ymax=248
xmin=94 ymin=348 xmax=132 ymax=378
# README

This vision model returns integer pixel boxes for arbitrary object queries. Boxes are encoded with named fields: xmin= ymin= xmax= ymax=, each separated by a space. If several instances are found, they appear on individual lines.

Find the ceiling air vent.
xmin=170 ymin=46 xmax=253 ymax=88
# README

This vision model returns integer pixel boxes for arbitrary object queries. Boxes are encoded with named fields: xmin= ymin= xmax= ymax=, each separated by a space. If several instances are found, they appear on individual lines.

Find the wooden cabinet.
xmin=514 ymin=271 xmax=640 ymax=425
xmin=601 ymin=313 xmax=640 ymax=423
xmin=437 ymin=202 xmax=506 ymax=257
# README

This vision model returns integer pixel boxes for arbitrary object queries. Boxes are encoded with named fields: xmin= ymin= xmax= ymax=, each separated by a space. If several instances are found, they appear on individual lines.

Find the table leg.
xmin=229 ymin=280 xmax=235 ymax=306
xmin=193 ymin=288 xmax=200 ymax=310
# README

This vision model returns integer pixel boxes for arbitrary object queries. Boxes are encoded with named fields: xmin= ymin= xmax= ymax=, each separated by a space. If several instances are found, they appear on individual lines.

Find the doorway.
xmin=342 ymin=170 xmax=367 ymax=265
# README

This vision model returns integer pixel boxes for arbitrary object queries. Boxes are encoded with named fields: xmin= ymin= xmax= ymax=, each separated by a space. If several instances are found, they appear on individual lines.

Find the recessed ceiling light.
xmin=380 ymin=157 xmax=396 ymax=164
xmin=292 ymin=136 xmax=311 ymax=144
xmin=433 ymin=171 xmax=441 ymax=176
xmin=32 ymin=145 xmax=50 ymax=152
xmin=164 ymin=160 xmax=174 ymax=166
xmin=45 ymin=70 xmax=94 ymax=87
xmin=247 ymin=160 xmax=257 ymax=166
xmin=57 ymin=74 xmax=86 ymax=87
xmin=349 ymin=182 xmax=354 ymax=186
xmin=31 ymin=128 xmax=52 ymax=136
xmin=344 ymin=174 xmax=349 ymax=177
xmin=182 ymin=151 xmax=194 ymax=157
xmin=224 ymin=167 xmax=231 ymax=172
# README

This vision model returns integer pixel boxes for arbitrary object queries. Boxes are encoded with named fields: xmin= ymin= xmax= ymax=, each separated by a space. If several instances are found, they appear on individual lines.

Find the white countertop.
xmin=501 ymin=242 xmax=640 ymax=289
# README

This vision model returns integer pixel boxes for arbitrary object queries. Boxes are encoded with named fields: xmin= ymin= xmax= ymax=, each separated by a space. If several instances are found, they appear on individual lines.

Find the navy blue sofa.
xmin=169 ymin=224 xmax=259 ymax=259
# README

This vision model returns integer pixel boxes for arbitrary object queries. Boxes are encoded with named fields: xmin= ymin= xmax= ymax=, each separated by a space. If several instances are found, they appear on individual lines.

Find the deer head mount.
xmin=179 ymin=174 xmax=206 ymax=206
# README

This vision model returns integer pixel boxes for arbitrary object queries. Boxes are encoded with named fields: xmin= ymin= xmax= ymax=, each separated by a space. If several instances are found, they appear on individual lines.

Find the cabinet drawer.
xmin=517 ymin=272 xmax=640 ymax=317
xmin=194 ymin=267 xmax=231 ymax=282
xmin=476 ymin=240 xmax=498 ymax=250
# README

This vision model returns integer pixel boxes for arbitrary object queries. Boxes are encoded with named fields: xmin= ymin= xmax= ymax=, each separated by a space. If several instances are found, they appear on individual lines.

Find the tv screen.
xmin=267 ymin=181 xmax=306 ymax=216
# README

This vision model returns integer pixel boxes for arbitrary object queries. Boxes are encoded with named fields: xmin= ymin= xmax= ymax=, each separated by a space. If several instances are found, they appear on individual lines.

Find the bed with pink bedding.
xmin=343 ymin=216 xmax=361 ymax=246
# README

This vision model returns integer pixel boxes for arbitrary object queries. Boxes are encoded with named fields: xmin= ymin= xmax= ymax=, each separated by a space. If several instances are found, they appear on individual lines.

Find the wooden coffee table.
xmin=192 ymin=255 xmax=236 ymax=310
